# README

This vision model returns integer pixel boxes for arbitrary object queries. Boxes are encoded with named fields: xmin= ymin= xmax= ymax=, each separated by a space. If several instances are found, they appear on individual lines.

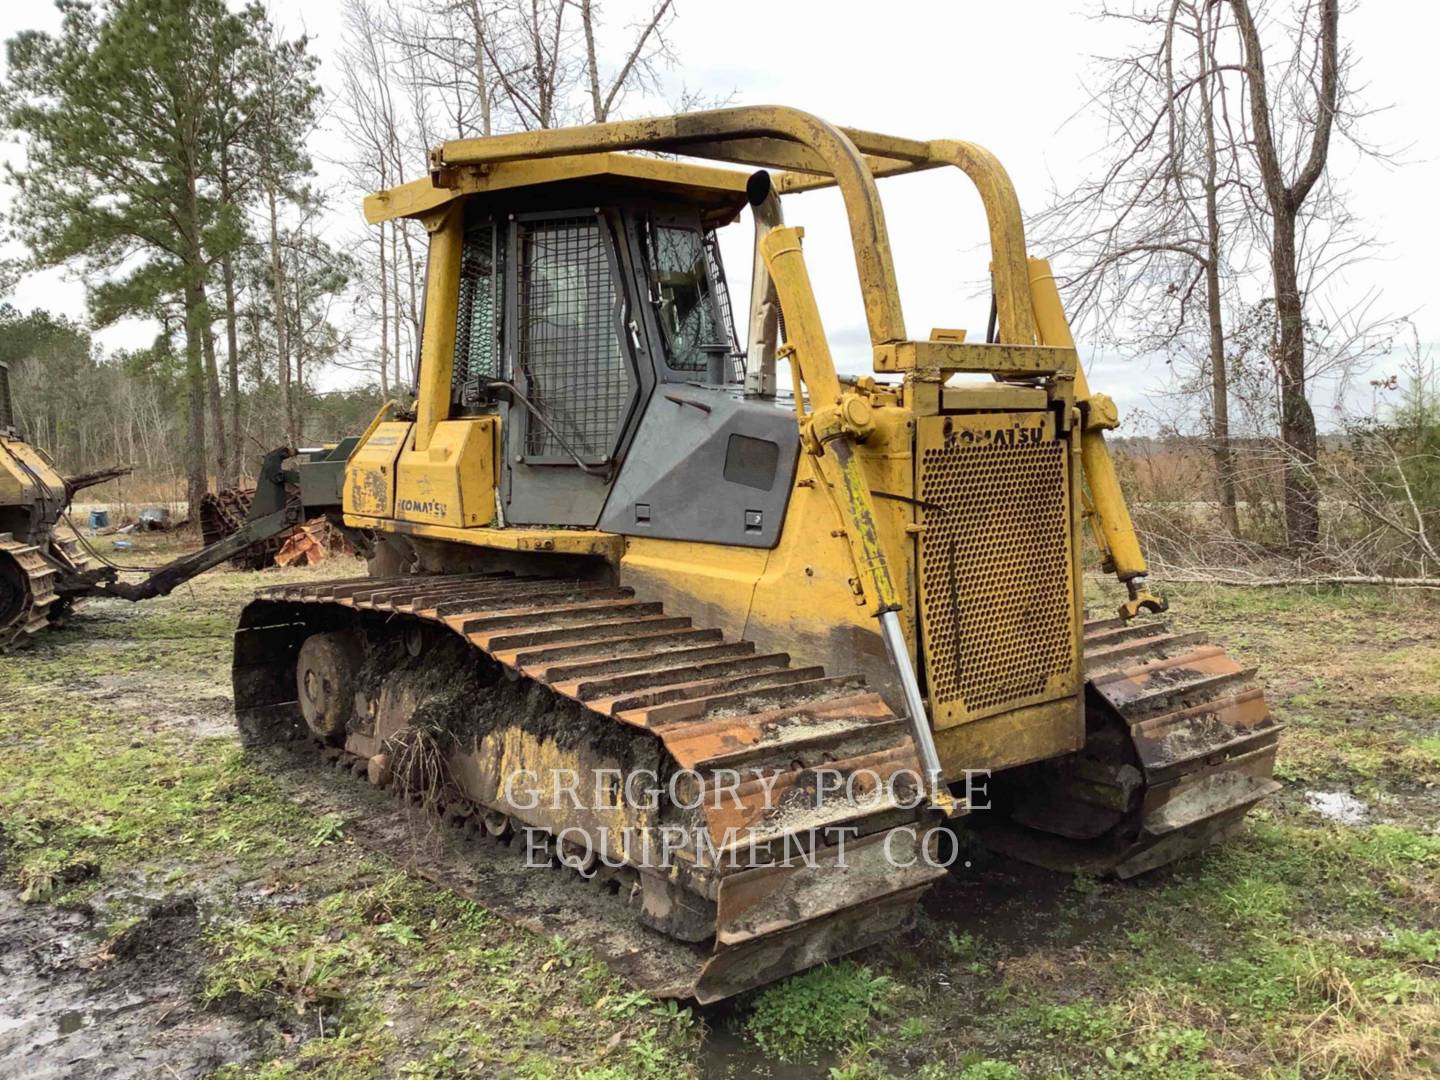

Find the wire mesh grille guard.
xmin=918 ymin=420 xmax=1077 ymax=721
xmin=517 ymin=216 xmax=630 ymax=462
xmin=453 ymin=223 xmax=501 ymax=406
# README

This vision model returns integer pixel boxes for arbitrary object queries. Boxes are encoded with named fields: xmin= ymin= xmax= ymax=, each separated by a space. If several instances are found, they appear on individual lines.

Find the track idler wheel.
xmin=482 ymin=809 xmax=513 ymax=839
xmin=296 ymin=631 xmax=362 ymax=743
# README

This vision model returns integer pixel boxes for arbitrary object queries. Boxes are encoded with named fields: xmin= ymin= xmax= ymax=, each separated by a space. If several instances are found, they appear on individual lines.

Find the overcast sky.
xmin=1 ymin=1 xmax=1434 ymax=427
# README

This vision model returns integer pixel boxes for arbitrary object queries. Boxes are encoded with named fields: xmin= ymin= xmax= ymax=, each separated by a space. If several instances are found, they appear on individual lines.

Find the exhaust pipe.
xmin=744 ymin=171 xmax=783 ymax=398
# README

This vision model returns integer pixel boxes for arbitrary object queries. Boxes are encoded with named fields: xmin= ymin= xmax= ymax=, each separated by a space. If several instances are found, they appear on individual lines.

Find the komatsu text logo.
xmin=957 ymin=425 xmax=1046 ymax=447
xmin=399 ymin=498 xmax=448 ymax=516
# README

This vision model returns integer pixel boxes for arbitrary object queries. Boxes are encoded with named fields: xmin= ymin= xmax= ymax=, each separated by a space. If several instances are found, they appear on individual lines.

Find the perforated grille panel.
xmin=452 ymin=223 xmax=500 ymax=408
xmin=517 ymin=215 xmax=631 ymax=462
xmin=918 ymin=414 xmax=1077 ymax=722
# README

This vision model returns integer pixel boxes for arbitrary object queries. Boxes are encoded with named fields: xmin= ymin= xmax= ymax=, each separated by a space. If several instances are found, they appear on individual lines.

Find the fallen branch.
xmin=1161 ymin=574 xmax=1440 ymax=590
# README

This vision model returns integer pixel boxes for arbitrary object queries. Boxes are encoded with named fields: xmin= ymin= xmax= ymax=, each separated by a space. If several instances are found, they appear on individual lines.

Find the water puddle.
xmin=55 ymin=1010 xmax=85 ymax=1035
xmin=1304 ymin=789 xmax=1370 ymax=824
xmin=700 ymin=1020 xmax=833 ymax=1078
xmin=0 ymin=890 xmax=262 ymax=1078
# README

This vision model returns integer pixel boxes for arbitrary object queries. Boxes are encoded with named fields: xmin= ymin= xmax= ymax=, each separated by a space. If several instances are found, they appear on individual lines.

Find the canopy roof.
xmin=365 ymin=106 xmax=1038 ymax=349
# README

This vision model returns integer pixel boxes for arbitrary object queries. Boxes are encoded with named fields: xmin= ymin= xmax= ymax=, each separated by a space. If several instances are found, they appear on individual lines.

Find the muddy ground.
xmin=1 ymin=534 xmax=1437 ymax=1078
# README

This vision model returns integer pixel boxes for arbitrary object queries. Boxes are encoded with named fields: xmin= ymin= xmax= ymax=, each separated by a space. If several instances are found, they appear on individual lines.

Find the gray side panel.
xmin=502 ymin=397 xmax=619 ymax=526
xmin=599 ymin=389 xmax=799 ymax=548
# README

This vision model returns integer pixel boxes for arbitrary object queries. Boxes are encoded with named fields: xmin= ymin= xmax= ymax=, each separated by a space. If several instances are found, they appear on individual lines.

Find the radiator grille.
xmin=918 ymin=420 xmax=1076 ymax=721
xmin=517 ymin=215 xmax=630 ymax=462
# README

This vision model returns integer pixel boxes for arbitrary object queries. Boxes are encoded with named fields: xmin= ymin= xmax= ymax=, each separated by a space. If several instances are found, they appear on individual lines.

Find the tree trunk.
xmin=220 ymin=158 xmax=242 ymax=487
xmin=181 ymin=163 xmax=209 ymax=532
xmin=222 ymin=252 xmax=241 ymax=484
xmin=390 ymin=223 xmax=403 ymax=389
xmin=266 ymin=180 xmax=294 ymax=443
xmin=1232 ymin=0 xmax=1337 ymax=551
xmin=1205 ymin=272 xmax=1240 ymax=536
xmin=581 ymin=0 xmax=605 ymax=122
xmin=1198 ymin=9 xmax=1239 ymax=537
xmin=1272 ymin=213 xmax=1321 ymax=546
xmin=467 ymin=0 xmax=493 ymax=136
xmin=201 ymin=293 xmax=228 ymax=486
xmin=291 ymin=269 xmax=305 ymax=439
xmin=395 ymin=217 xmax=421 ymax=388
xmin=181 ymin=278 xmax=209 ymax=532
xmin=378 ymin=223 xmax=390 ymax=396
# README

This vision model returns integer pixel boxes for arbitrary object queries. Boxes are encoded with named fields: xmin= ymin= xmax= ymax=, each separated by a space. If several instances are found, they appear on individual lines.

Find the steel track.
xmin=233 ymin=571 xmax=946 ymax=1002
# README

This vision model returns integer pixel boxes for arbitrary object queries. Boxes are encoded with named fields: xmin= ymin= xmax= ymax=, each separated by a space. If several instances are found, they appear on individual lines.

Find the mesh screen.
xmin=918 ymin=430 xmax=1076 ymax=718
xmin=517 ymin=216 xmax=630 ymax=462
xmin=452 ymin=222 xmax=501 ymax=407
xmin=703 ymin=230 xmax=744 ymax=382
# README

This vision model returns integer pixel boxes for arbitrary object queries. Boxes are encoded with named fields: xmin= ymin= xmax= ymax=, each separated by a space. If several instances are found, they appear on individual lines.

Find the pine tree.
xmin=2 ymin=0 xmax=314 ymax=521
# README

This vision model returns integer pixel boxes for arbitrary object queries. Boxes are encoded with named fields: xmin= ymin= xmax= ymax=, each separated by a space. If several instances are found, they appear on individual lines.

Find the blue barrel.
xmin=89 ymin=509 xmax=109 ymax=530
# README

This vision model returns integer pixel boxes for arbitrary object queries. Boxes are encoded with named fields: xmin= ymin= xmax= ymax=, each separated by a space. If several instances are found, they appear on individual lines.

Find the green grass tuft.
xmin=743 ymin=961 xmax=894 ymax=1063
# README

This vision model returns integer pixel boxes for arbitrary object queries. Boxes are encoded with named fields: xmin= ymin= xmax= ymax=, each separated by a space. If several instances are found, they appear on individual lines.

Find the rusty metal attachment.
xmin=199 ymin=487 xmax=290 ymax=570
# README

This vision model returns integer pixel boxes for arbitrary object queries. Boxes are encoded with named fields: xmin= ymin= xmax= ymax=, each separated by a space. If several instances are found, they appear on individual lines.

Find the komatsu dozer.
xmin=0 ymin=360 xmax=126 ymax=649
xmin=231 ymin=107 xmax=1282 ymax=1003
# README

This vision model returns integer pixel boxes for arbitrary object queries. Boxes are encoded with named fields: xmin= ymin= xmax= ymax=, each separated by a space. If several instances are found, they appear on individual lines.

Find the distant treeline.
xmin=1 ymin=305 xmax=386 ymax=490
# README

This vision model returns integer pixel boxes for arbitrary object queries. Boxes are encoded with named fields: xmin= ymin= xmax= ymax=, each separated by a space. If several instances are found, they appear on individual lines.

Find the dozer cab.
xmin=231 ymin=107 xmax=1281 ymax=1003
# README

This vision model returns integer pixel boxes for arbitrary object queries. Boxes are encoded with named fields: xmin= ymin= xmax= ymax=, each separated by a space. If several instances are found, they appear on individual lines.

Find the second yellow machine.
xmin=233 ymin=108 xmax=1281 ymax=1002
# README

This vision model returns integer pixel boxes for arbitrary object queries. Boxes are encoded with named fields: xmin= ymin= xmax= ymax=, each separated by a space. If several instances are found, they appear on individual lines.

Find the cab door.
xmin=500 ymin=210 xmax=647 ymax=527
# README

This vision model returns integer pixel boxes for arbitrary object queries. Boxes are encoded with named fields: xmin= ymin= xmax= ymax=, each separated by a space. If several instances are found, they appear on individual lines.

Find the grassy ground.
xmin=0 ymin=537 xmax=1436 ymax=1077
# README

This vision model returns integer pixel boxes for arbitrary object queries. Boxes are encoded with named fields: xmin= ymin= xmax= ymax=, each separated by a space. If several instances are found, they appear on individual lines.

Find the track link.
xmin=234 ymin=572 xmax=945 ymax=1003
xmin=983 ymin=618 xmax=1282 ymax=877
xmin=0 ymin=532 xmax=60 ymax=651
xmin=44 ymin=526 xmax=99 ymax=628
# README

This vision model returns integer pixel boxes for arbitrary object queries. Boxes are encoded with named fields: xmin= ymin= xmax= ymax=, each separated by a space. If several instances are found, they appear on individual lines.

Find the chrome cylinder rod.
xmin=878 ymin=608 xmax=946 ymax=798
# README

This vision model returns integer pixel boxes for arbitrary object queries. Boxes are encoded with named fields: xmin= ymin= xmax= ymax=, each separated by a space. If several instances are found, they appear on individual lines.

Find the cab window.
xmin=646 ymin=223 xmax=728 ymax=375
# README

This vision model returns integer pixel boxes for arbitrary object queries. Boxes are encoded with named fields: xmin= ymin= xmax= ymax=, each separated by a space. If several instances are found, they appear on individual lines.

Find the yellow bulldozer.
xmin=230 ymin=107 xmax=1282 ymax=1003
xmin=0 ymin=357 xmax=344 ymax=643
xmin=0 ymin=360 xmax=128 ymax=649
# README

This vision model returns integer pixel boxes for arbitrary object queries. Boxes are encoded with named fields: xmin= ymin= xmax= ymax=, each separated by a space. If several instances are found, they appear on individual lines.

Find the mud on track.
xmin=3 ymin=550 xmax=1437 ymax=1078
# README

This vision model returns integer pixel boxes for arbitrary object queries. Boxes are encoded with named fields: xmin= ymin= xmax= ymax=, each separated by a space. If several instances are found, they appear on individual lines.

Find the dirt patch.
xmin=0 ymin=891 xmax=264 ymax=1079
xmin=259 ymin=744 xmax=713 ymax=998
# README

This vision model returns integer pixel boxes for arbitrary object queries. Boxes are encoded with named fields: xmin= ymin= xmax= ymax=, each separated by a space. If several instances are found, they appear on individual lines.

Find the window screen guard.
xmin=514 ymin=213 xmax=635 ymax=465
xmin=452 ymin=220 xmax=503 ymax=410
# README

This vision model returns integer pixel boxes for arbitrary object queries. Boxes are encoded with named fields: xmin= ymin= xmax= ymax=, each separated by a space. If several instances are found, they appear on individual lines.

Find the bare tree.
xmin=1044 ymin=0 xmax=1390 ymax=557
xmin=1230 ymin=0 xmax=1338 ymax=548
xmin=334 ymin=0 xmax=691 ymax=395
xmin=579 ymin=0 xmax=675 ymax=122
xmin=1034 ymin=1 xmax=1253 ymax=535
xmin=336 ymin=0 xmax=427 ymax=394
